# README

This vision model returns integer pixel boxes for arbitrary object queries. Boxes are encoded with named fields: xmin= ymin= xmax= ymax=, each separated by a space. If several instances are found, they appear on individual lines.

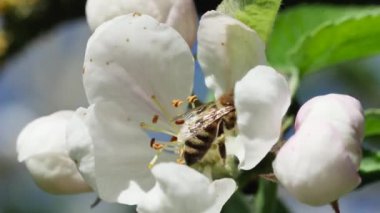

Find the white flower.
xmin=16 ymin=111 xmax=91 ymax=194
xmin=135 ymin=163 xmax=236 ymax=213
xmin=86 ymin=0 xmax=198 ymax=46
xmin=81 ymin=10 xmax=291 ymax=209
xmin=273 ymin=94 xmax=364 ymax=206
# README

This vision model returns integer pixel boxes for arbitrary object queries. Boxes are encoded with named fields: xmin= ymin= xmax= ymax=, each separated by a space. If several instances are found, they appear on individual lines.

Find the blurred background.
xmin=0 ymin=0 xmax=379 ymax=212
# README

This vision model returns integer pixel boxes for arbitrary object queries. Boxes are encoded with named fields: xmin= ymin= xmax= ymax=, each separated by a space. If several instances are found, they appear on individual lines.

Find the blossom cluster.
xmin=16 ymin=0 xmax=364 ymax=212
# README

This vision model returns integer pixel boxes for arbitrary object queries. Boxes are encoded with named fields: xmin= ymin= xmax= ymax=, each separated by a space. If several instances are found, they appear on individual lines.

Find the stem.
xmin=331 ymin=200 xmax=340 ymax=213
xmin=289 ymin=67 xmax=300 ymax=97
xmin=254 ymin=179 xmax=278 ymax=213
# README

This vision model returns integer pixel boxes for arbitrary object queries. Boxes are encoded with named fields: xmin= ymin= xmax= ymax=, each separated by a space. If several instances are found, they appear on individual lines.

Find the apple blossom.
xmin=134 ymin=163 xmax=236 ymax=213
xmin=16 ymin=111 xmax=91 ymax=194
xmin=85 ymin=0 xmax=197 ymax=46
xmin=273 ymin=94 xmax=364 ymax=206
xmin=81 ymin=10 xmax=290 ymax=207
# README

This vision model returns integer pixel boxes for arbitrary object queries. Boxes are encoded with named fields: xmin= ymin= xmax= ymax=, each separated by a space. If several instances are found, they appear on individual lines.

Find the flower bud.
xmin=17 ymin=111 xmax=91 ymax=194
xmin=273 ymin=94 xmax=364 ymax=206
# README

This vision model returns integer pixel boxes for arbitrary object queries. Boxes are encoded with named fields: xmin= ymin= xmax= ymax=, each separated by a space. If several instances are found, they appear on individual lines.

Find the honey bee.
xmin=174 ymin=92 xmax=237 ymax=165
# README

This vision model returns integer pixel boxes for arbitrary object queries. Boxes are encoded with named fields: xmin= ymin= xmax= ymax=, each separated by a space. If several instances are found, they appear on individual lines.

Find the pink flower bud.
xmin=273 ymin=94 xmax=364 ymax=206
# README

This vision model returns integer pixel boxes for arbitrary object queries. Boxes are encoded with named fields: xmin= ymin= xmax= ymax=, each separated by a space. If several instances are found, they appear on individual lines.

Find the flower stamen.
xmin=132 ymin=12 xmax=142 ymax=17
xmin=175 ymin=119 xmax=185 ymax=125
xmin=152 ymin=114 xmax=159 ymax=123
xmin=140 ymin=122 xmax=177 ymax=136
xmin=187 ymin=95 xmax=198 ymax=103
xmin=176 ymin=158 xmax=185 ymax=164
xmin=148 ymin=155 xmax=159 ymax=169
xmin=187 ymin=95 xmax=198 ymax=108
xmin=152 ymin=143 xmax=164 ymax=150
xmin=151 ymin=95 xmax=177 ymax=129
xmin=172 ymin=99 xmax=183 ymax=108
xmin=150 ymin=138 xmax=156 ymax=148
xmin=148 ymin=139 xmax=184 ymax=169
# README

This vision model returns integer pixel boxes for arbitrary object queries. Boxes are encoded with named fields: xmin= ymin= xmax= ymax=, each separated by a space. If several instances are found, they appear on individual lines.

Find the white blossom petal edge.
xmin=17 ymin=111 xmax=91 ymax=194
xmin=234 ymin=66 xmax=291 ymax=170
xmin=66 ymin=106 xmax=97 ymax=191
xmin=198 ymin=11 xmax=266 ymax=98
xmin=273 ymin=94 xmax=364 ymax=206
xmin=86 ymin=0 xmax=197 ymax=46
xmin=136 ymin=163 xmax=236 ymax=213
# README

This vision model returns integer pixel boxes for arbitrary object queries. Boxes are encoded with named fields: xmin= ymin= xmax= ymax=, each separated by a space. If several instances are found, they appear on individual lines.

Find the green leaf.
xmin=358 ymin=109 xmax=380 ymax=187
xmin=359 ymin=150 xmax=380 ymax=187
xmin=365 ymin=109 xmax=380 ymax=137
xmin=235 ymin=0 xmax=282 ymax=42
xmin=218 ymin=0 xmax=282 ymax=42
xmin=268 ymin=5 xmax=380 ymax=75
xmin=222 ymin=191 xmax=251 ymax=213
xmin=360 ymin=152 xmax=380 ymax=173
xmin=293 ymin=12 xmax=380 ymax=75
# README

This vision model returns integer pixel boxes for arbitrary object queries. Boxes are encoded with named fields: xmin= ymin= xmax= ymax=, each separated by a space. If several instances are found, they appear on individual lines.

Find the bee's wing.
xmin=196 ymin=106 xmax=235 ymax=130
xmin=180 ymin=105 xmax=235 ymax=140
xmin=172 ymin=102 xmax=214 ymax=122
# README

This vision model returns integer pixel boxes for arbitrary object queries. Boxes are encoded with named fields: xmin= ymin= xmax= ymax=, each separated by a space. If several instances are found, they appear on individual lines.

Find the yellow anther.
xmin=132 ymin=12 xmax=142 ymax=17
xmin=152 ymin=143 xmax=164 ymax=150
xmin=187 ymin=95 xmax=198 ymax=104
xmin=151 ymin=95 xmax=177 ymax=130
xmin=176 ymin=158 xmax=185 ymax=164
xmin=152 ymin=114 xmax=159 ymax=123
xmin=175 ymin=119 xmax=185 ymax=125
xmin=171 ymin=99 xmax=183 ymax=108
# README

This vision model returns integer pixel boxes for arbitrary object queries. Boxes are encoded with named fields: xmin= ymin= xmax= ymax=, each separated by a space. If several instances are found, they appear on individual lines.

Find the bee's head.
xmin=219 ymin=91 xmax=234 ymax=107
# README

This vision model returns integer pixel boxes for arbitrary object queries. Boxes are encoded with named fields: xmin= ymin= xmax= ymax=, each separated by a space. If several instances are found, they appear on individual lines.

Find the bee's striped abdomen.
xmin=184 ymin=120 xmax=219 ymax=165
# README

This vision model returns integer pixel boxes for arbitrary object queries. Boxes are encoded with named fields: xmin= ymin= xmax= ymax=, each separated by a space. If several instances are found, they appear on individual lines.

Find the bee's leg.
xmin=215 ymin=119 xmax=224 ymax=137
xmin=215 ymin=120 xmax=226 ymax=164
xmin=218 ymin=141 xmax=226 ymax=164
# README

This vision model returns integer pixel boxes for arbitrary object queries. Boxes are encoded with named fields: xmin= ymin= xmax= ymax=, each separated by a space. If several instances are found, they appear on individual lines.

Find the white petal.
xmin=295 ymin=94 xmax=364 ymax=167
xmin=137 ymin=163 xmax=236 ymax=213
xmin=209 ymin=179 xmax=238 ymax=213
xmin=86 ymin=0 xmax=160 ymax=31
xmin=164 ymin=0 xmax=198 ymax=46
xmin=225 ymin=136 xmax=244 ymax=157
xmin=87 ymin=102 xmax=157 ymax=203
xmin=233 ymin=66 xmax=291 ymax=170
xmin=86 ymin=0 xmax=197 ymax=46
xmin=83 ymin=14 xmax=194 ymax=131
xmin=66 ymin=106 xmax=97 ymax=191
xmin=117 ymin=181 xmax=147 ymax=205
xmin=17 ymin=111 xmax=91 ymax=194
xmin=273 ymin=121 xmax=361 ymax=206
xmin=198 ymin=11 xmax=266 ymax=98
